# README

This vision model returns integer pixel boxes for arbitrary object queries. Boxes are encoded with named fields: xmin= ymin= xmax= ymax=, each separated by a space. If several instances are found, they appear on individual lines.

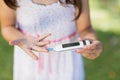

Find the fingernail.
xmin=48 ymin=40 xmax=51 ymax=44
xmin=78 ymin=37 xmax=82 ymax=41
xmin=35 ymin=57 xmax=39 ymax=60
xmin=36 ymin=58 xmax=39 ymax=60
xmin=48 ymin=33 xmax=52 ymax=36
xmin=84 ymin=46 xmax=87 ymax=48
xmin=45 ymin=49 xmax=49 ymax=52
xmin=9 ymin=41 xmax=14 ymax=46
xmin=9 ymin=41 xmax=12 ymax=45
xmin=33 ymin=57 xmax=38 ymax=61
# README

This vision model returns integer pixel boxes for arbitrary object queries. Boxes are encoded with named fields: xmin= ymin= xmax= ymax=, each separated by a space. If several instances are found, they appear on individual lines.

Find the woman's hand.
xmin=9 ymin=33 xmax=51 ymax=60
xmin=76 ymin=39 xmax=102 ymax=60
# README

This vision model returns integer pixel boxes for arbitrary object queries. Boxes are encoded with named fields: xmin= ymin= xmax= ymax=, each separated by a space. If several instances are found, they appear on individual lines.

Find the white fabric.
xmin=14 ymin=0 xmax=85 ymax=80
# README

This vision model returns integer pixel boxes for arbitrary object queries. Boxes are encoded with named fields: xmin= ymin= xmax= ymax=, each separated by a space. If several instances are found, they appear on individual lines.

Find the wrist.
xmin=79 ymin=29 xmax=97 ymax=40
xmin=80 ymin=34 xmax=97 ymax=40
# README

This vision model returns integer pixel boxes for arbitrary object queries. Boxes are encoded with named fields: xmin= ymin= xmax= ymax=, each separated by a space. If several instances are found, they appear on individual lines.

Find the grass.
xmin=84 ymin=1 xmax=120 ymax=80
xmin=84 ymin=30 xmax=120 ymax=80
xmin=0 ymin=0 xmax=120 ymax=80
xmin=0 ymin=33 xmax=13 ymax=80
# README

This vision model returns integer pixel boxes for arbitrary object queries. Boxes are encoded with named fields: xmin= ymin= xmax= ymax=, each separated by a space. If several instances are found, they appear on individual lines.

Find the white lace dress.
xmin=14 ymin=0 xmax=84 ymax=80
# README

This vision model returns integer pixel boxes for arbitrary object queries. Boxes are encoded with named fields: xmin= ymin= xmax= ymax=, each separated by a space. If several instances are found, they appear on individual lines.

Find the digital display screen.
xmin=62 ymin=42 xmax=80 ymax=48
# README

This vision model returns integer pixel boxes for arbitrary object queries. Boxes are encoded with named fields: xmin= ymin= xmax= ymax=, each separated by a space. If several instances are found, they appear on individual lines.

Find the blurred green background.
xmin=0 ymin=0 xmax=120 ymax=80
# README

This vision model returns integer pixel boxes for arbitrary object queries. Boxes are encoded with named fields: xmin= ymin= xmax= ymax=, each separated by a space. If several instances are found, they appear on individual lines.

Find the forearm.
xmin=77 ymin=25 xmax=97 ymax=40
xmin=1 ymin=26 xmax=24 ymax=42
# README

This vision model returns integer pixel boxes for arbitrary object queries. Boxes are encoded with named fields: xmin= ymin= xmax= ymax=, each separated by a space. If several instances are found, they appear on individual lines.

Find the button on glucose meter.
xmin=47 ymin=40 xmax=91 ymax=52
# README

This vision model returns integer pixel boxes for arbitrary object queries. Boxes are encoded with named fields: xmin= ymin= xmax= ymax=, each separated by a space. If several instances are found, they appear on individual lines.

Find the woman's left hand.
xmin=76 ymin=39 xmax=102 ymax=60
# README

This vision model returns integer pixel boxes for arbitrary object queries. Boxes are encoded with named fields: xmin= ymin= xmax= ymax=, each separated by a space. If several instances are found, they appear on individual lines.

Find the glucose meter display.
xmin=62 ymin=42 xmax=80 ymax=48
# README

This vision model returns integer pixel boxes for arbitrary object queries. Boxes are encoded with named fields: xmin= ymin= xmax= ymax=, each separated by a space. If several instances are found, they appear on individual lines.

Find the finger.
xmin=84 ymin=49 xmax=100 ymax=57
xmin=76 ymin=47 xmax=95 ymax=54
xmin=75 ymin=42 xmax=97 ymax=53
xmin=25 ymin=48 xmax=39 ymax=60
xmin=75 ymin=44 xmax=94 ymax=52
xmin=38 ymin=33 xmax=51 ymax=41
xmin=36 ymin=41 xmax=50 ymax=47
xmin=75 ymin=48 xmax=85 ymax=53
xmin=32 ymin=45 xmax=48 ymax=52
xmin=84 ymin=53 xmax=97 ymax=60
xmin=83 ymin=44 xmax=96 ymax=50
xmin=78 ymin=51 xmax=98 ymax=60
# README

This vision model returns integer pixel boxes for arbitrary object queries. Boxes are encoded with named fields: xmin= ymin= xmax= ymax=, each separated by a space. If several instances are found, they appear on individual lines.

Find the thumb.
xmin=78 ymin=37 xmax=83 ymax=41
xmin=9 ymin=39 xmax=23 ymax=46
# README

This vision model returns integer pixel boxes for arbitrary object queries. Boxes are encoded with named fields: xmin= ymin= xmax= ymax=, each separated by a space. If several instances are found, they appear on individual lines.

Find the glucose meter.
xmin=47 ymin=39 xmax=92 ymax=52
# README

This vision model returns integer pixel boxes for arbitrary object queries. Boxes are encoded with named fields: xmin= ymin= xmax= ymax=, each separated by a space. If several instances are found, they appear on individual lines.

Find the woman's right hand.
xmin=9 ymin=33 xmax=51 ymax=60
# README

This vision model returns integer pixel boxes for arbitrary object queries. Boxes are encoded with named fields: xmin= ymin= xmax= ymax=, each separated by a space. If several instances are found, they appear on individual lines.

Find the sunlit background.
xmin=0 ymin=0 xmax=120 ymax=80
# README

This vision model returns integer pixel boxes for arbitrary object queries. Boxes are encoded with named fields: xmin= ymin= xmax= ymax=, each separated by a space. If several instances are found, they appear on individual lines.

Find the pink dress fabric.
xmin=14 ymin=0 xmax=84 ymax=80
